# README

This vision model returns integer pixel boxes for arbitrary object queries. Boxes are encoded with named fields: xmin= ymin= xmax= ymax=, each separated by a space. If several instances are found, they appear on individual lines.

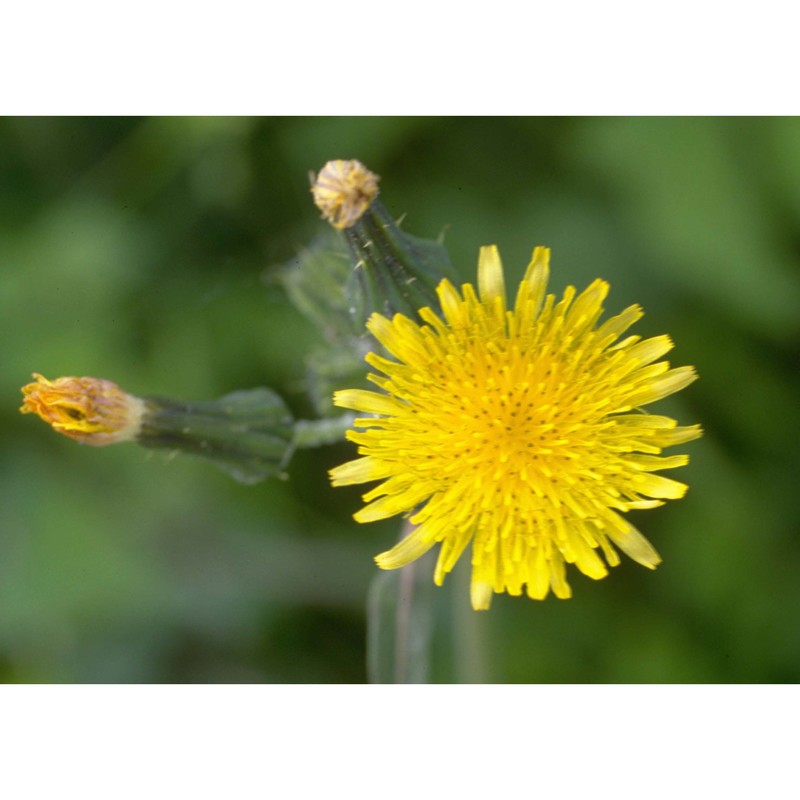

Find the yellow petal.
xmin=630 ymin=365 xmax=698 ymax=404
xmin=625 ymin=334 xmax=674 ymax=366
xmin=477 ymin=244 xmax=506 ymax=309
xmin=633 ymin=472 xmax=689 ymax=499
xmin=375 ymin=526 xmax=436 ymax=570
xmin=521 ymin=246 xmax=551 ymax=319
xmin=526 ymin=545 xmax=551 ymax=599
xmin=329 ymin=456 xmax=392 ymax=486
xmin=606 ymin=519 xmax=661 ymax=569
xmin=621 ymin=454 xmax=690 ymax=471
xmin=470 ymin=580 xmax=494 ymax=611
xmin=436 ymin=279 xmax=466 ymax=327
xmin=651 ymin=424 xmax=703 ymax=446
xmin=565 ymin=279 xmax=609 ymax=334
xmin=549 ymin=555 xmax=572 ymax=599
xmin=594 ymin=304 xmax=644 ymax=343
xmin=332 ymin=389 xmax=401 ymax=416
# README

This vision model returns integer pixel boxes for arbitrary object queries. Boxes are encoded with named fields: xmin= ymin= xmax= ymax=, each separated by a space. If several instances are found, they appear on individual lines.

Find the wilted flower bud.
xmin=311 ymin=159 xmax=380 ymax=230
xmin=20 ymin=373 xmax=145 ymax=446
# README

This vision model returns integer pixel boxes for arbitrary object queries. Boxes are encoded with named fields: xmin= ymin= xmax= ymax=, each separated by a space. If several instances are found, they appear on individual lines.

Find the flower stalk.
xmin=138 ymin=388 xmax=295 ymax=485
xmin=291 ymin=414 xmax=357 ymax=450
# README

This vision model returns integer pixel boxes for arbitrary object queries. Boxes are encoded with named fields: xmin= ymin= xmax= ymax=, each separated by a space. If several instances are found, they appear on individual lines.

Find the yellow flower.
xmin=330 ymin=245 xmax=702 ymax=610
xmin=20 ymin=373 xmax=145 ymax=446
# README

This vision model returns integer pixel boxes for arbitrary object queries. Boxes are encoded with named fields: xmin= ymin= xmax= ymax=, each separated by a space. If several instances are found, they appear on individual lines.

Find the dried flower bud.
xmin=311 ymin=159 xmax=380 ymax=230
xmin=20 ymin=373 xmax=145 ymax=446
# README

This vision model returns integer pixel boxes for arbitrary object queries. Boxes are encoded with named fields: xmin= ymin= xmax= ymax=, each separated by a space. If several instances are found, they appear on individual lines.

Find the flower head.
xmin=330 ymin=246 xmax=701 ymax=610
xmin=311 ymin=159 xmax=380 ymax=230
xmin=20 ymin=373 xmax=145 ymax=446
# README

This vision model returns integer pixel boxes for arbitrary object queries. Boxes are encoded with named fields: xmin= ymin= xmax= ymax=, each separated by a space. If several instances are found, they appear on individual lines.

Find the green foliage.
xmin=2 ymin=117 xmax=798 ymax=682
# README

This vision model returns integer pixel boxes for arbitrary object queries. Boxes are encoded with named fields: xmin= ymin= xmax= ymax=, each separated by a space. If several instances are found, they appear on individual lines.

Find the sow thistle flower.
xmin=330 ymin=245 xmax=701 ymax=610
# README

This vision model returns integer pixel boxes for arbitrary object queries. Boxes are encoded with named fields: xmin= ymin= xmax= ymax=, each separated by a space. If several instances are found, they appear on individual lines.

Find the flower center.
xmin=407 ymin=341 xmax=601 ymax=495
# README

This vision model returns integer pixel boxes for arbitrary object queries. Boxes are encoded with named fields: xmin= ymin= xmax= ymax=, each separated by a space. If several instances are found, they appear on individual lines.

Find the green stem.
xmin=292 ymin=414 xmax=355 ymax=449
xmin=453 ymin=562 xmax=490 ymax=683
xmin=366 ymin=520 xmax=436 ymax=684
xmin=138 ymin=388 xmax=294 ymax=484
xmin=344 ymin=200 xmax=456 ymax=326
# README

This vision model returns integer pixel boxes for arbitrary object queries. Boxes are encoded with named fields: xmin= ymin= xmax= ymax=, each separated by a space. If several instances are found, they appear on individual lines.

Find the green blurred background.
xmin=1 ymin=117 xmax=798 ymax=683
